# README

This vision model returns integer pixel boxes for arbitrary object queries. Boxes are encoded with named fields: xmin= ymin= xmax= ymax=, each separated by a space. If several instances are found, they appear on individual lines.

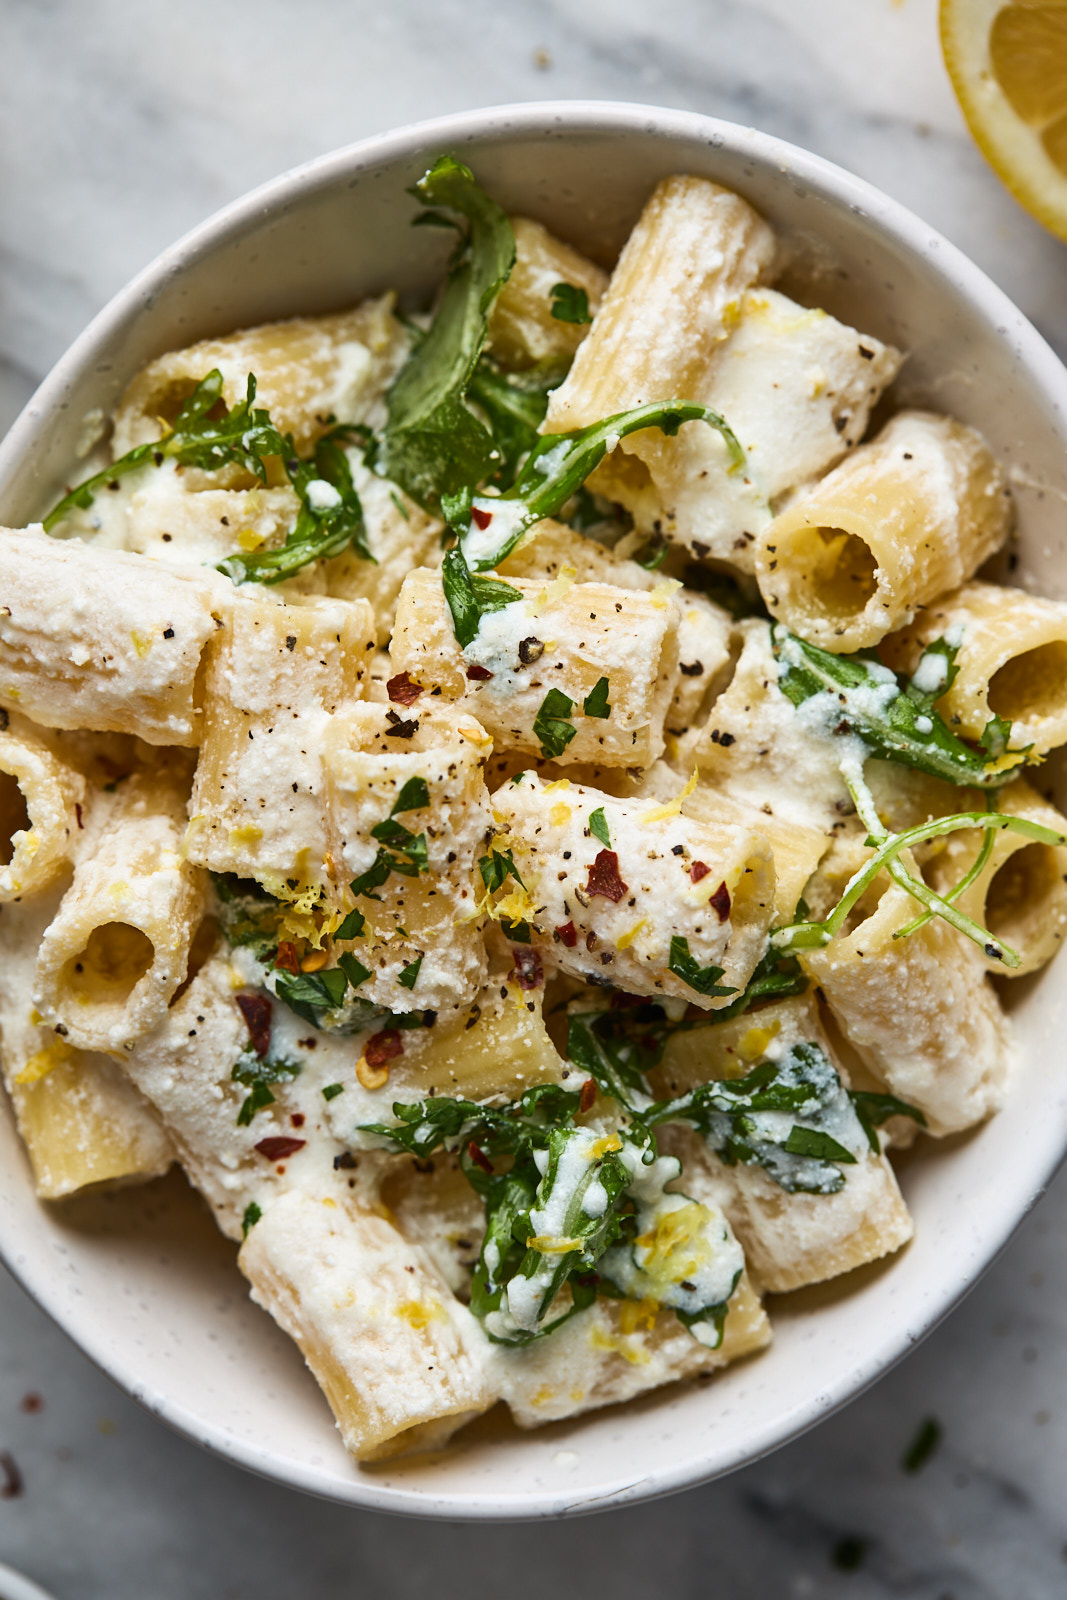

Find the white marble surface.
xmin=2 ymin=0 xmax=1067 ymax=1593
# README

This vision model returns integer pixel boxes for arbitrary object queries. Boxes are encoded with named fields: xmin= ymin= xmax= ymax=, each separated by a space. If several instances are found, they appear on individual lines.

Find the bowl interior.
xmin=1 ymin=103 xmax=1066 ymax=1519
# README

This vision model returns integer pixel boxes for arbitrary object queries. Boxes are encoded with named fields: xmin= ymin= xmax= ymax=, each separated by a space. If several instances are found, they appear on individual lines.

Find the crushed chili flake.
xmin=579 ymin=1078 xmax=597 ymax=1114
xmin=365 ymin=1028 xmax=403 ymax=1068
xmin=555 ymin=921 xmax=578 ymax=948
xmin=585 ymin=849 xmax=628 ymax=902
xmin=466 ymin=663 xmax=493 ymax=681
xmin=689 ymin=861 xmax=711 ymax=884
xmin=273 ymin=942 xmax=300 ymax=974
xmin=470 ymin=506 xmax=493 ymax=530
xmin=468 ymin=1139 xmax=493 ymax=1173
xmin=290 ymin=1113 xmax=305 ymax=1129
xmin=235 ymin=993 xmax=272 ymax=1057
xmin=255 ymin=1136 xmax=306 ymax=1161
xmin=511 ymin=946 xmax=543 ymax=990
xmin=709 ymin=882 xmax=732 ymax=922
xmin=387 ymin=671 xmax=423 ymax=707
xmin=0 ymin=1450 xmax=23 ymax=1498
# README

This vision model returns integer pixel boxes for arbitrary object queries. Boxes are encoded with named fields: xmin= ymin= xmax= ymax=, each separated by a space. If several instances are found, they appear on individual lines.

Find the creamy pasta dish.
xmin=3 ymin=159 xmax=1066 ymax=1463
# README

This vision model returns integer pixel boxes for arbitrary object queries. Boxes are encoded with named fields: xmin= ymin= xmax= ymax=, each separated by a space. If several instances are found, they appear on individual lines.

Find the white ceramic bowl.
xmin=1 ymin=102 xmax=1066 ymax=1521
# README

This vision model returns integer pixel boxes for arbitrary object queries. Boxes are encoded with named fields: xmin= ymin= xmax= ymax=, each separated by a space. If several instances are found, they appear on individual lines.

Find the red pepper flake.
xmin=468 ymin=1139 xmax=493 ymax=1173
xmin=236 ymin=992 xmax=272 ymax=1057
xmin=470 ymin=506 xmax=493 ymax=530
xmin=511 ymin=946 xmax=543 ymax=990
xmin=579 ymin=1078 xmax=597 ymax=1114
xmin=290 ymin=1112 xmax=305 ymax=1128
xmin=387 ymin=671 xmax=423 ymax=707
xmin=19 ymin=1393 xmax=43 ymax=1415
xmin=709 ymin=881 xmax=732 ymax=923
xmin=274 ymin=942 xmax=300 ymax=974
xmin=254 ymin=1136 xmax=306 ymax=1161
xmin=74 ymin=802 xmax=84 ymax=830
xmin=585 ymin=849 xmax=628 ymax=902
xmin=0 ymin=1450 xmax=22 ymax=1498
xmin=689 ymin=860 xmax=710 ymax=883
xmin=465 ymin=663 xmax=493 ymax=681
xmin=365 ymin=1028 xmax=403 ymax=1069
xmin=555 ymin=921 xmax=578 ymax=948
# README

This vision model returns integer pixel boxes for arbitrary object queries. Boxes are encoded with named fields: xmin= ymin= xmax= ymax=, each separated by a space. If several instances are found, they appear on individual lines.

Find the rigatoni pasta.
xmin=2 ymin=153 xmax=1062 ymax=1469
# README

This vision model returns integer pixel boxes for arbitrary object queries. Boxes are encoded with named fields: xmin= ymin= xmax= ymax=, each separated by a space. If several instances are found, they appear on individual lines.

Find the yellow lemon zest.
xmin=739 ymin=1018 xmax=782 ymax=1063
xmin=616 ymin=919 xmax=647 ymax=951
xmin=15 ymin=1040 xmax=72 ymax=1085
xmin=640 ymin=769 xmax=698 ymax=825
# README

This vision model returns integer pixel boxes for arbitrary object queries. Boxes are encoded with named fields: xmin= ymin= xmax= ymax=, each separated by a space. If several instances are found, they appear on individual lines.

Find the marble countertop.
xmin=2 ymin=0 xmax=1067 ymax=1594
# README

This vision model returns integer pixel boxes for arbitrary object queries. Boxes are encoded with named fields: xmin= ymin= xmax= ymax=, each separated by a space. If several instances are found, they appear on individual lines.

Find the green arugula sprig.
xmin=667 ymin=936 xmax=735 ymax=999
xmin=772 ymin=628 xmax=1030 ymax=789
xmin=232 ymin=1045 xmax=302 ymax=1127
xmin=440 ymin=545 xmax=523 ymax=649
xmin=567 ymin=1011 xmax=924 ymax=1196
xmin=451 ymin=400 xmax=744 ymax=574
xmin=217 ymin=427 xmax=373 ymax=585
xmin=381 ymin=155 xmax=516 ymax=510
xmin=771 ymin=783 xmax=1066 ymax=967
xmin=43 ymin=370 xmax=287 ymax=532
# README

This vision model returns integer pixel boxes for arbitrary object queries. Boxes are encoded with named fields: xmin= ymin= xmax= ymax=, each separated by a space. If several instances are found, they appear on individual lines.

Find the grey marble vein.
xmin=2 ymin=0 xmax=1067 ymax=1594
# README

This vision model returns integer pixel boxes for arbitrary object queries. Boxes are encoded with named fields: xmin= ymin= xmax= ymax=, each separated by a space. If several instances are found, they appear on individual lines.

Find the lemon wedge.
xmin=941 ymin=0 xmax=1067 ymax=240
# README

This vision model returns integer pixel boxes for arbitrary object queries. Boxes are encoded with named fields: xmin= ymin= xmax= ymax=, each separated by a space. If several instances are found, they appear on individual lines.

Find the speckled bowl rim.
xmin=1 ymin=101 xmax=1066 ymax=1521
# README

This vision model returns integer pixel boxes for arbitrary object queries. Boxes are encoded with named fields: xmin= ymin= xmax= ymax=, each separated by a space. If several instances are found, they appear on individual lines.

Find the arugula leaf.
xmin=212 ymin=873 xmax=283 ymax=963
xmin=381 ymin=155 xmax=516 ymax=510
xmin=773 ymin=627 xmax=1029 ymax=788
xmin=549 ymin=283 xmax=592 ymax=325
xmin=458 ymin=400 xmax=744 ymax=573
xmin=398 ymin=955 xmax=423 ymax=991
xmin=533 ymin=687 xmax=576 ymax=759
xmin=440 ymin=544 xmax=524 ymax=649
xmin=337 ymin=952 xmax=371 ymax=989
xmin=479 ymin=847 xmax=525 ymax=894
xmin=272 ymin=967 xmax=348 ymax=1027
xmin=668 ymin=936 xmax=736 ymax=999
xmin=391 ymin=777 xmax=430 ymax=814
xmin=583 ymin=676 xmax=611 ymax=719
xmin=218 ymin=428 xmax=372 ymax=585
xmin=334 ymin=905 xmax=367 ymax=941
xmin=588 ymin=807 xmax=611 ymax=848
xmin=849 ymin=1089 xmax=927 ymax=1154
xmin=43 ymin=370 xmax=288 ymax=532
xmin=232 ymin=1045 xmax=302 ymax=1126
xmin=467 ymin=355 xmax=570 ymax=488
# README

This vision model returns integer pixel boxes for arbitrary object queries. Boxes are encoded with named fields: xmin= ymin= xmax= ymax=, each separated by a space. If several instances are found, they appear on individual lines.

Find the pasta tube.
xmin=883 ymin=580 xmax=1067 ymax=757
xmin=587 ymin=289 xmax=901 ymax=570
xmin=648 ymin=995 xmax=913 ymax=1293
xmin=0 ymin=888 xmax=173 ymax=1198
xmin=927 ymin=778 xmax=1067 ymax=976
xmin=34 ymin=774 xmax=206 ymax=1054
xmin=0 ymin=712 xmax=85 ymax=902
xmin=755 ymin=412 xmax=1012 ymax=651
xmin=494 ymin=1274 xmax=769 ymax=1429
xmin=492 ymin=769 xmax=776 ymax=1007
xmin=687 ymin=619 xmax=850 ymax=831
xmin=0 ymin=527 xmax=230 ymax=745
xmin=112 ymin=296 xmax=406 ymax=459
xmin=390 ymin=568 xmax=680 ymax=768
xmin=323 ymin=701 xmax=491 ymax=1017
xmin=124 ymin=477 xmax=301 ymax=568
xmin=188 ymin=592 xmax=375 ymax=894
xmin=486 ymin=216 xmax=608 ymax=369
xmin=545 ymin=175 xmax=775 ymax=433
xmin=801 ymin=881 xmax=1015 ymax=1134
xmin=239 ymin=1188 xmax=495 ymax=1460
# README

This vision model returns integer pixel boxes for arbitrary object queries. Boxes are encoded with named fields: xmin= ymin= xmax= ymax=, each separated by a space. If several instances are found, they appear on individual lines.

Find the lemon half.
xmin=941 ymin=0 xmax=1067 ymax=241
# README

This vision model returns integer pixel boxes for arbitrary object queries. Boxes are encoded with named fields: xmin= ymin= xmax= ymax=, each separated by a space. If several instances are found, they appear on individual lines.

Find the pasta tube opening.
xmin=0 ymin=772 xmax=30 ymax=867
xmin=987 ymin=641 xmax=1067 ymax=725
xmin=986 ymin=843 xmax=1061 ymax=947
xmin=63 ymin=923 xmax=156 ymax=1010
xmin=779 ymin=524 xmax=879 ymax=625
